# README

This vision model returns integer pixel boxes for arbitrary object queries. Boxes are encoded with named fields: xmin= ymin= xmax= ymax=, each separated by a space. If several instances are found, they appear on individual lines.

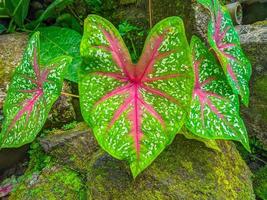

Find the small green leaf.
xmin=197 ymin=0 xmax=252 ymax=106
xmin=0 ymin=32 xmax=72 ymax=148
xmin=55 ymin=13 xmax=82 ymax=33
xmin=38 ymin=26 xmax=82 ymax=82
xmin=26 ymin=0 xmax=74 ymax=30
xmin=0 ymin=7 xmax=9 ymax=18
xmin=0 ymin=24 xmax=6 ymax=34
xmin=5 ymin=0 xmax=30 ymax=27
xmin=186 ymin=36 xmax=250 ymax=151
xmin=79 ymin=15 xmax=193 ymax=177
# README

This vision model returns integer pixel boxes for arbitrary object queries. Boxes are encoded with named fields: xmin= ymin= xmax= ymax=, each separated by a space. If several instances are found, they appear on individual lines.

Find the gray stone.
xmin=190 ymin=2 xmax=210 ymax=41
xmin=236 ymin=24 xmax=267 ymax=148
xmin=236 ymin=24 xmax=267 ymax=75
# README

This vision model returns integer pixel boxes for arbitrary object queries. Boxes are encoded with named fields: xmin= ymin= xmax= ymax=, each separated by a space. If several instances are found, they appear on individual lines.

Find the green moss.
xmin=40 ymin=122 xmax=99 ymax=173
xmin=10 ymin=165 xmax=86 ymax=200
xmin=254 ymin=76 xmax=267 ymax=101
xmin=47 ymin=122 xmax=88 ymax=136
xmin=86 ymin=135 xmax=255 ymax=199
xmin=254 ymin=166 xmax=267 ymax=200
xmin=62 ymin=121 xmax=78 ymax=130
xmin=9 ymin=141 xmax=85 ymax=199
xmin=9 ymin=132 xmax=86 ymax=200
xmin=27 ymin=141 xmax=54 ymax=172
xmin=253 ymin=20 xmax=267 ymax=26
xmin=151 ymin=0 xmax=192 ymax=37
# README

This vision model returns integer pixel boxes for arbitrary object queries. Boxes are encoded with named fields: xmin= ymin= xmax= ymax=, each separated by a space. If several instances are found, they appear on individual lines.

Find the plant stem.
xmin=67 ymin=6 xmax=83 ymax=24
xmin=148 ymin=0 xmax=153 ymax=28
xmin=129 ymin=37 xmax=137 ymax=61
xmin=250 ymin=154 xmax=267 ymax=164
xmin=7 ymin=18 xmax=14 ymax=33
xmin=61 ymin=92 xmax=79 ymax=98
xmin=7 ymin=0 xmax=24 ymax=32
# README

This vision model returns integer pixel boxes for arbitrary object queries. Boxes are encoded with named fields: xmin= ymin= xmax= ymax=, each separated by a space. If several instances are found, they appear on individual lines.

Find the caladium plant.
xmin=186 ymin=36 xmax=250 ymax=151
xmin=197 ymin=0 xmax=252 ymax=106
xmin=0 ymin=1 xmax=252 ymax=178
xmin=79 ymin=15 xmax=193 ymax=177
xmin=0 ymin=32 xmax=72 ymax=148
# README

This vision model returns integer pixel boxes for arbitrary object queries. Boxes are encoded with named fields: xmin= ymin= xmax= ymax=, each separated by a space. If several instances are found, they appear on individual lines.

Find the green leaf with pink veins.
xmin=0 ymin=32 xmax=72 ymax=148
xmin=197 ymin=0 xmax=252 ymax=106
xmin=79 ymin=15 xmax=193 ymax=177
xmin=186 ymin=36 xmax=250 ymax=151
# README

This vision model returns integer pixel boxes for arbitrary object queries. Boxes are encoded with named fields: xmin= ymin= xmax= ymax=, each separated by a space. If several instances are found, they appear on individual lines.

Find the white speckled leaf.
xmin=186 ymin=36 xmax=250 ymax=151
xmin=197 ymin=0 xmax=252 ymax=106
xmin=0 ymin=32 xmax=72 ymax=148
xmin=79 ymin=15 xmax=193 ymax=177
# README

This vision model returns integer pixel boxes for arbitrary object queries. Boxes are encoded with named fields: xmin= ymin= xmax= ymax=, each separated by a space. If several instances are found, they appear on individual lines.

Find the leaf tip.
xmin=241 ymin=95 xmax=249 ymax=107
xmin=130 ymin=165 xmax=142 ymax=179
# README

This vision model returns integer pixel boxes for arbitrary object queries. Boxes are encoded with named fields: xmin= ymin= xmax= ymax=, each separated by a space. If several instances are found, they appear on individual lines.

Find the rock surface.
xmin=236 ymin=24 xmax=267 ymax=148
xmin=253 ymin=165 xmax=267 ymax=200
xmin=236 ymin=24 xmax=267 ymax=76
xmin=190 ymin=1 xmax=210 ymax=41
xmin=34 ymin=123 xmax=255 ymax=199
xmin=46 ymin=81 xmax=77 ymax=128
xmin=86 ymin=136 xmax=255 ymax=200
xmin=150 ymin=0 xmax=193 ymax=34
xmin=0 ymin=33 xmax=28 ymax=93
xmin=39 ymin=122 xmax=98 ymax=173
xmin=9 ymin=164 xmax=85 ymax=200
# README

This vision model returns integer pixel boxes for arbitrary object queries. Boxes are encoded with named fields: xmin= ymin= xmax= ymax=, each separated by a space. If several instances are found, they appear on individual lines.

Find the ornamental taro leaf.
xmin=79 ymin=15 xmax=193 ymax=177
xmin=0 ymin=32 xmax=72 ymax=148
xmin=186 ymin=36 xmax=250 ymax=151
xmin=197 ymin=0 xmax=251 ymax=106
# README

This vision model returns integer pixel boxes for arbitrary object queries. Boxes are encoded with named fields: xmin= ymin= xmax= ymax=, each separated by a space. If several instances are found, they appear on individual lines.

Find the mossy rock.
xmin=9 ymin=164 xmax=85 ymax=200
xmin=254 ymin=165 xmax=267 ymax=200
xmin=39 ymin=122 xmax=99 ymax=173
xmin=236 ymin=24 xmax=267 ymax=76
xmin=151 ymin=0 xmax=193 ymax=36
xmin=0 ymin=33 xmax=28 ymax=87
xmin=237 ymin=24 xmax=267 ymax=149
xmin=45 ymin=81 xmax=77 ymax=129
xmin=253 ymin=20 xmax=267 ymax=26
xmin=86 ymin=135 xmax=255 ymax=200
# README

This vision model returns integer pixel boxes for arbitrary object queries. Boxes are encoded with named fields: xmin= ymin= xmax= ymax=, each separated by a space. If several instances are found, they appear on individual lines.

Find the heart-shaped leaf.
xmin=79 ymin=15 xmax=193 ymax=177
xmin=197 ymin=0 xmax=252 ymax=106
xmin=186 ymin=36 xmax=250 ymax=151
xmin=0 ymin=32 xmax=72 ymax=148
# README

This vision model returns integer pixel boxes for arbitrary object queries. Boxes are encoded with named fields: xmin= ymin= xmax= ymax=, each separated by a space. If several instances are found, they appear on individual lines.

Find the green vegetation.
xmin=254 ymin=166 xmax=267 ymax=200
